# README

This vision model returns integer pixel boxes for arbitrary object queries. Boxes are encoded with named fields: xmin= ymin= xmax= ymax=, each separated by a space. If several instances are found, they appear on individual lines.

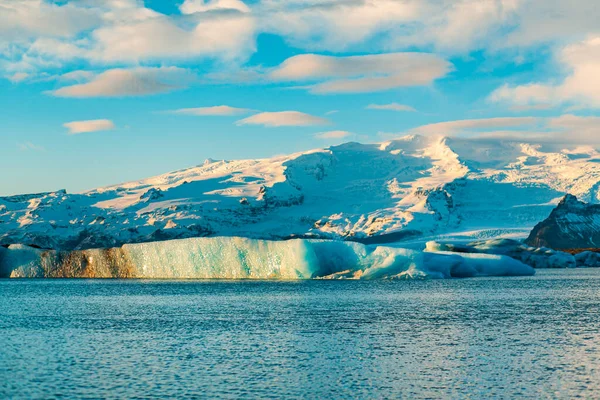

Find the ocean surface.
xmin=2 ymin=270 xmax=600 ymax=399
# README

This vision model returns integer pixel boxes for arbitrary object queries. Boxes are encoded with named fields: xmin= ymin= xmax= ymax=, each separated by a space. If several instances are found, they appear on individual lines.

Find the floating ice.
xmin=0 ymin=237 xmax=535 ymax=279
xmin=425 ymin=239 xmax=579 ymax=269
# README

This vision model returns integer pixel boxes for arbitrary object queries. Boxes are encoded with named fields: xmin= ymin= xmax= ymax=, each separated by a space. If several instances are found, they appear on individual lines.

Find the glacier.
xmin=0 ymin=237 xmax=534 ymax=280
xmin=2 ymin=135 xmax=600 ymax=251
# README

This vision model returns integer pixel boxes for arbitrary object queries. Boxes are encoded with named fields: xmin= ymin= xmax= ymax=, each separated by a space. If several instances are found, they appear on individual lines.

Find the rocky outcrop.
xmin=526 ymin=195 xmax=600 ymax=250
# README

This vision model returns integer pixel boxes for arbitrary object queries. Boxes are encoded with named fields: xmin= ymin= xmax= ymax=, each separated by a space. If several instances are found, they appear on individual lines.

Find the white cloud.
xmin=236 ymin=111 xmax=330 ymax=127
xmin=63 ymin=119 xmax=116 ymax=134
xmin=0 ymin=0 xmax=102 ymax=43
xmin=1 ymin=0 xmax=255 ymax=78
xmin=413 ymin=117 xmax=541 ymax=135
xmin=260 ymin=0 xmax=600 ymax=56
xmin=170 ymin=105 xmax=254 ymax=116
xmin=315 ymin=130 xmax=352 ymax=139
xmin=259 ymin=0 xmax=420 ymax=52
xmin=366 ymin=103 xmax=417 ymax=112
xmin=7 ymin=72 xmax=30 ymax=83
xmin=489 ymin=36 xmax=600 ymax=108
xmin=59 ymin=70 xmax=96 ymax=82
xmin=90 ymin=12 xmax=255 ymax=64
xmin=26 ymin=37 xmax=87 ymax=63
xmin=548 ymin=114 xmax=600 ymax=130
xmin=546 ymin=114 xmax=600 ymax=143
xmin=410 ymin=114 xmax=600 ymax=145
xmin=4 ymin=0 xmax=600 ymax=81
xmin=423 ymin=0 xmax=520 ymax=53
xmin=490 ymin=83 xmax=555 ymax=106
xmin=478 ymin=115 xmax=600 ymax=145
xmin=270 ymin=53 xmax=452 ymax=94
xmin=499 ymin=0 xmax=600 ymax=49
xmin=3 ymin=0 xmax=600 ymax=105
xmin=51 ymin=67 xmax=192 ymax=98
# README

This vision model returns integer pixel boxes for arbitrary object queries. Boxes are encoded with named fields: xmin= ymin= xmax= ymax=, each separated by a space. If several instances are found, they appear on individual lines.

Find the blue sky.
xmin=1 ymin=0 xmax=599 ymax=195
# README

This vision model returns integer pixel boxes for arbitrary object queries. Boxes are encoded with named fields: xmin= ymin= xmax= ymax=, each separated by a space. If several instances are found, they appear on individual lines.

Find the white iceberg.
xmin=425 ymin=239 xmax=579 ymax=269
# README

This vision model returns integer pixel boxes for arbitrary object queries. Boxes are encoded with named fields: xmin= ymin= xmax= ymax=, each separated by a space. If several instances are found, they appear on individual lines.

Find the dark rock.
xmin=526 ymin=195 xmax=600 ymax=250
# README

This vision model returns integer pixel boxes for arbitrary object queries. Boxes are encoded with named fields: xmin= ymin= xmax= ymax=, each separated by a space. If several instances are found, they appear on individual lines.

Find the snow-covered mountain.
xmin=526 ymin=195 xmax=600 ymax=250
xmin=2 ymin=135 xmax=600 ymax=250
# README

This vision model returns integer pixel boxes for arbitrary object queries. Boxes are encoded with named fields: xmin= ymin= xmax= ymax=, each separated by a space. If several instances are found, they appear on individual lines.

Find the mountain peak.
xmin=527 ymin=196 xmax=600 ymax=249
xmin=558 ymin=194 xmax=583 ymax=208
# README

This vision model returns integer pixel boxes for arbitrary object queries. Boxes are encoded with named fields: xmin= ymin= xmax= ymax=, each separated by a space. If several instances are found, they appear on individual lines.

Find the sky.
xmin=1 ymin=0 xmax=600 ymax=195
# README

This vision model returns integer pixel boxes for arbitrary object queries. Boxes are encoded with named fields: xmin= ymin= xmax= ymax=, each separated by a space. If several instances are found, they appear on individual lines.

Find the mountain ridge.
xmin=2 ymin=135 xmax=600 ymax=250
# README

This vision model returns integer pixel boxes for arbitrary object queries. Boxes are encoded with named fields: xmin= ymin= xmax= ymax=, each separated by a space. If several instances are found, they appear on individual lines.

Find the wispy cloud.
xmin=59 ymin=70 xmax=96 ymax=82
xmin=18 ymin=142 xmax=45 ymax=152
xmin=236 ymin=111 xmax=330 ymax=127
xmin=410 ymin=114 xmax=600 ymax=145
xmin=366 ymin=103 xmax=417 ymax=112
xmin=63 ymin=119 xmax=115 ymax=134
xmin=50 ymin=67 xmax=193 ymax=98
xmin=7 ymin=72 xmax=30 ymax=83
xmin=169 ymin=105 xmax=254 ymax=116
xmin=270 ymin=53 xmax=452 ymax=94
xmin=413 ymin=117 xmax=542 ymax=135
xmin=315 ymin=130 xmax=353 ymax=140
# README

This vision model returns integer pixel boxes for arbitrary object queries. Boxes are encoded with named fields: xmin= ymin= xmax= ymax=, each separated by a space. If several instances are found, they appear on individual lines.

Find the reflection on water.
xmin=1 ymin=270 xmax=600 ymax=398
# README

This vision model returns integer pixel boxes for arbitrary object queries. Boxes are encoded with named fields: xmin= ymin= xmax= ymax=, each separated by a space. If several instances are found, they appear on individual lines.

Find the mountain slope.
xmin=2 ymin=135 xmax=600 ymax=250
xmin=526 ymin=195 xmax=600 ymax=250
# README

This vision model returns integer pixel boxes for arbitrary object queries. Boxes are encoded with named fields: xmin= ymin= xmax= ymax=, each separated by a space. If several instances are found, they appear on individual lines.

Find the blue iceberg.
xmin=0 ymin=237 xmax=535 ymax=279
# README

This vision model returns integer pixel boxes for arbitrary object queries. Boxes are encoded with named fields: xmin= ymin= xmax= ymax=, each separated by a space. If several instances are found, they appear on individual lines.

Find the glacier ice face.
xmin=123 ymin=237 xmax=320 ymax=279
xmin=0 ymin=237 xmax=535 ymax=280
xmin=0 ymin=245 xmax=46 ymax=278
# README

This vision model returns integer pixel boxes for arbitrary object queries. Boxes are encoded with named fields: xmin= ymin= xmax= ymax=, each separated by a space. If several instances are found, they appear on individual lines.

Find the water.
xmin=1 ymin=270 xmax=600 ymax=399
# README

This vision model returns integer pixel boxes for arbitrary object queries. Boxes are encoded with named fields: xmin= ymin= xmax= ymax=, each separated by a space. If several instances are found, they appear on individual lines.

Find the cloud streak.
xmin=413 ymin=117 xmax=542 ymax=135
xmin=270 ymin=53 xmax=452 ymax=94
xmin=410 ymin=114 xmax=600 ymax=145
xmin=170 ymin=105 xmax=254 ymax=116
xmin=366 ymin=103 xmax=417 ymax=112
xmin=236 ymin=111 xmax=330 ymax=127
xmin=51 ymin=67 xmax=192 ymax=98
xmin=314 ymin=130 xmax=353 ymax=140
xmin=63 ymin=119 xmax=115 ymax=134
